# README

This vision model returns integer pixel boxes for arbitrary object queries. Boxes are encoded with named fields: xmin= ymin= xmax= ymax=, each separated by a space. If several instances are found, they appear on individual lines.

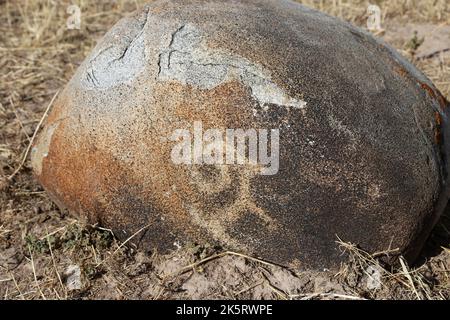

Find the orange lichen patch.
xmin=394 ymin=66 xmax=410 ymax=79
xmin=418 ymin=81 xmax=450 ymax=111
xmin=37 ymin=112 xmax=198 ymax=247
xmin=166 ymin=81 xmax=255 ymax=128
xmin=140 ymin=80 xmax=275 ymax=245
xmin=393 ymin=67 xmax=448 ymax=111
xmin=34 ymin=78 xmax=278 ymax=252
xmin=39 ymin=127 xmax=121 ymax=221
xmin=435 ymin=111 xmax=442 ymax=126
xmin=434 ymin=112 xmax=442 ymax=145
xmin=43 ymin=93 xmax=71 ymax=124
xmin=421 ymin=82 xmax=437 ymax=100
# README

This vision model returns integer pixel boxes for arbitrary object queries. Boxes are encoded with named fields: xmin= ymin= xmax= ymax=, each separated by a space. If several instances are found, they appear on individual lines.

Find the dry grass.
xmin=336 ymin=239 xmax=449 ymax=300
xmin=301 ymin=0 xmax=450 ymax=24
xmin=0 ymin=0 xmax=449 ymax=300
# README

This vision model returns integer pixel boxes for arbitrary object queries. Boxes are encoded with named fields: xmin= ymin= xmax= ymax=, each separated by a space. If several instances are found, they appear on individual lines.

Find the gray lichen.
xmin=158 ymin=25 xmax=307 ymax=109
xmin=82 ymin=8 xmax=149 ymax=89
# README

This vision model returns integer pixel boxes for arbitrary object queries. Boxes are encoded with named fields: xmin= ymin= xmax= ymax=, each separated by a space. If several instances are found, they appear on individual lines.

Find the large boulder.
xmin=31 ymin=0 xmax=450 ymax=269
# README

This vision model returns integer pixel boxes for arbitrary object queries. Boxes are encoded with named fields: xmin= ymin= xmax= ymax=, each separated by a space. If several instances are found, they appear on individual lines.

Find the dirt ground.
xmin=0 ymin=0 xmax=449 ymax=300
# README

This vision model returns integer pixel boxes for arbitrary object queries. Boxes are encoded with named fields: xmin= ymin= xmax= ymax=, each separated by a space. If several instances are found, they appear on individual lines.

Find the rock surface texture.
xmin=32 ymin=0 xmax=450 ymax=269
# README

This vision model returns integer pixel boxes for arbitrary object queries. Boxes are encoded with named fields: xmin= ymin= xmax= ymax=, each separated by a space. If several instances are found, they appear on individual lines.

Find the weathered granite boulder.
xmin=31 ymin=0 xmax=450 ymax=269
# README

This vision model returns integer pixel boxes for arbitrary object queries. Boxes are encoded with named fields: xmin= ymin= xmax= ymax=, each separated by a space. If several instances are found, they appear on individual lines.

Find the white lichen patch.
xmin=158 ymin=25 xmax=307 ymax=109
xmin=31 ymin=123 xmax=58 ymax=176
xmin=83 ymin=35 xmax=146 ymax=89
xmin=82 ymin=9 xmax=149 ymax=89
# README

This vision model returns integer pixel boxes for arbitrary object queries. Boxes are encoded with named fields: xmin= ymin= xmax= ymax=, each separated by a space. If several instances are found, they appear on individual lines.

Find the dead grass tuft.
xmin=336 ymin=239 xmax=450 ymax=300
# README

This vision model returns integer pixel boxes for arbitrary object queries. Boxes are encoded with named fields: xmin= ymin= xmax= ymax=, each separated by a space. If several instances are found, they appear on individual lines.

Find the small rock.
xmin=365 ymin=265 xmax=383 ymax=290
xmin=64 ymin=265 xmax=81 ymax=291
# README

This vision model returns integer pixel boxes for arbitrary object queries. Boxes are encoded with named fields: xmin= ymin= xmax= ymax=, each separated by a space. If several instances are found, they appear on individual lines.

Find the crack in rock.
xmin=82 ymin=8 xmax=150 ymax=89
xmin=158 ymin=25 xmax=307 ymax=109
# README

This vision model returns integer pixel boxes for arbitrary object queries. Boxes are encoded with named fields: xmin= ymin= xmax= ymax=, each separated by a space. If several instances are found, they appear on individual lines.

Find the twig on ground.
xmin=293 ymin=292 xmax=367 ymax=300
xmin=399 ymin=257 xmax=422 ymax=300
xmin=28 ymin=244 xmax=46 ymax=300
xmin=168 ymin=250 xmax=281 ymax=279
xmin=9 ymin=272 xmax=25 ymax=300
xmin=8 ymin=90 xmax=59 ymax=180
xmin=45 ymin=227 xmax=66 ymax=299
xmin=95 ymin=223 xmax=152 ymax=267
